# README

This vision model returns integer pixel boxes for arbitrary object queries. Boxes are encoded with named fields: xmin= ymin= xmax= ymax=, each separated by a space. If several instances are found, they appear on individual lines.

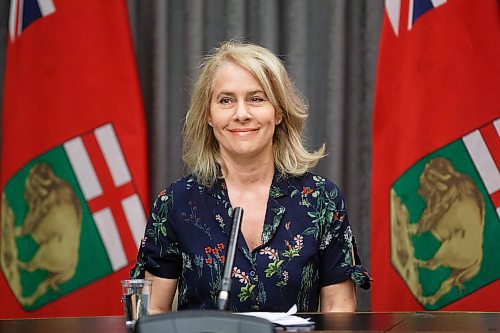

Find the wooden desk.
xmin=0 ymin=312 xmax=498 ymax=332
xmin=306 ymin=312 xmax=500 ymax=332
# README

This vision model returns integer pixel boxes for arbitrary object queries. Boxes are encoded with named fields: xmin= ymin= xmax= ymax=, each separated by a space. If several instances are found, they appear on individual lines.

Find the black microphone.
xmin=218 ymin=207 xmax=244 ymax=311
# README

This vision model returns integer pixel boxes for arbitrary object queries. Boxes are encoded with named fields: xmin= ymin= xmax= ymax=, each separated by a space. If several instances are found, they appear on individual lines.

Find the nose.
xmin=233 ymin=100 xmax=251 ymax=122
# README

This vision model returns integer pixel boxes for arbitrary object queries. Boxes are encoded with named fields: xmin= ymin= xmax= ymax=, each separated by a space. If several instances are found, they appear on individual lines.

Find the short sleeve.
xmin=318 ymin=182 xmax=371 ymax=290
xmin=130 ymin=186 xmax=182 ymax=279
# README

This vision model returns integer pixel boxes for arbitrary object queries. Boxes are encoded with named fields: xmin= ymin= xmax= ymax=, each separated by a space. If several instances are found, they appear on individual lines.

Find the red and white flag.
xmin=1 ymin=0 xmax=149 ymax=318
xmin=371 ymin=0 xmax=500 ymax=311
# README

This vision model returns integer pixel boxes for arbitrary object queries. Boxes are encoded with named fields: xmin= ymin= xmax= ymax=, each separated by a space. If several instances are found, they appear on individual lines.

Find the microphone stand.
xmin=218 ymin=207 xmax=244 ymax=311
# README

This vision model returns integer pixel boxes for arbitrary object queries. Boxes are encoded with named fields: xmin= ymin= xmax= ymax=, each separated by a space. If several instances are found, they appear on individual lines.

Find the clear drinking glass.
xmin=121 ymin=279 xmax=152 ymax=328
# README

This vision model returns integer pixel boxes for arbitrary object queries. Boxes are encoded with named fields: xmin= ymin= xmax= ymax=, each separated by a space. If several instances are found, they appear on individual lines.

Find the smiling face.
xmin=209 ymin=61 xmax=282 ymax=163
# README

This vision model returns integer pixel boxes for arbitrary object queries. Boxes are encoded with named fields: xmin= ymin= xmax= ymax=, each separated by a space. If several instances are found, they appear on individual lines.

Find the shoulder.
xmin=153 ymin=175 xmax=205 ymax=203
xmin=288 ymin=173 xmax=346 ymax=208
xmin=285 ymin=172 xmax=341 ymax=192
xmin=169 ymin=174 xmax=198 ymax=192
xmin=164 ymin=174 xmax=207 ymax=191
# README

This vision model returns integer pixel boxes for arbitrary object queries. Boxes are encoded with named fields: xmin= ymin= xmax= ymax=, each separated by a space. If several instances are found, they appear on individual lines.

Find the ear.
xmin=208 ymin=115 xmax=212 ymax=127
xmin=275 ymin=113 xmax=283 ymax=125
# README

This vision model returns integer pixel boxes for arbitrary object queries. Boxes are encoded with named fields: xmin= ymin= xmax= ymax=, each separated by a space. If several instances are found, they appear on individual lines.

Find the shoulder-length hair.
xmin=183 ymin=40 xmax=325 ymax=187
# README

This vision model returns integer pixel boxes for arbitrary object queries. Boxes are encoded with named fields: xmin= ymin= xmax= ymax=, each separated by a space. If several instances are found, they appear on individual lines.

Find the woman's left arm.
xmin=320 ymin=279 xmax=357 ymax=312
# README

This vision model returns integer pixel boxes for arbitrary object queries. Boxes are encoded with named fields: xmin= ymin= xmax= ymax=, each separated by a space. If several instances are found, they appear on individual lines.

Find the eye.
xmin=217 ymin=96 xmax=235 ymax=108
xmin=219 ymin=97 xmax=233 ymax=105
xmin=247 ymin=95 xmax=267 ymax=105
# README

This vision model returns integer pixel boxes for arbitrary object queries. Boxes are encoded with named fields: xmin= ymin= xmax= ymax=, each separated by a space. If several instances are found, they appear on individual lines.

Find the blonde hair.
xmin=183 ymin=40 xmax=325 ymax=187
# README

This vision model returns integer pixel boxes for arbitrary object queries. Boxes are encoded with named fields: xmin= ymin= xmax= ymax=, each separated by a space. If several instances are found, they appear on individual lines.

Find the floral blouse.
xmin=131 ymin=172 xmax=371 ymax=312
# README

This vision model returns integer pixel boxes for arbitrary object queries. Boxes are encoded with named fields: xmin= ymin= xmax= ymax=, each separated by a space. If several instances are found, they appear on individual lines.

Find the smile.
xmin=228 ymin=128 xmax=259 ymax=136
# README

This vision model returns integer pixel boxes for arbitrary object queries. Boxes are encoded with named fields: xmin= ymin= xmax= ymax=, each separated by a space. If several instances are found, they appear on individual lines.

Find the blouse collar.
xmin=205 ymin=172 xmax=292 ymax=252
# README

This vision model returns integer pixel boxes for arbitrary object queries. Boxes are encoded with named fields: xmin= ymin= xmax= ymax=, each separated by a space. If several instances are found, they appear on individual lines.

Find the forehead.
xmin=211 ymin=61 xmax=264 ymax=94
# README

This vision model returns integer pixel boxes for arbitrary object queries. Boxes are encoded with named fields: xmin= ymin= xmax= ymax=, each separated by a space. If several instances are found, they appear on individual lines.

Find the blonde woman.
xmin=131 ymin=41 xmax=371 ymax=313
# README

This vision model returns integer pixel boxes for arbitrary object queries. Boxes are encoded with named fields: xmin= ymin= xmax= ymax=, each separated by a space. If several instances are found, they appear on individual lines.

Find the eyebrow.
xmin=215 ymin=92 xmax=236 ymax=98
xmin=215 ymin=90 xmax=266 ymax=98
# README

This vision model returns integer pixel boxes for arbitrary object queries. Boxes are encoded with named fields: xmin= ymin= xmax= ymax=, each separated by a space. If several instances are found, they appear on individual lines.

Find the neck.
xmin=222 ymin=155 xmax=275 ymax=187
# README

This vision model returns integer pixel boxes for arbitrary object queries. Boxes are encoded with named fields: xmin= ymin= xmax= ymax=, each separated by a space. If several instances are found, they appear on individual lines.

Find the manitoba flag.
xmin=1 ymin=0 xmax=148 ymax=318
xmin=371 ymin=0 xmax=500 ymax=311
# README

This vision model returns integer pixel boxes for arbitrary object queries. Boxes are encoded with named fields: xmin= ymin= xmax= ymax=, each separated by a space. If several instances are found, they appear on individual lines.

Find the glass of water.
xmin=121 ymin=279 xmax=152 ymax=328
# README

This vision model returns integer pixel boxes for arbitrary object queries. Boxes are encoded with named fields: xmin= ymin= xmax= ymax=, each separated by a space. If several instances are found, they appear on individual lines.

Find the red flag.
xmin=1 ymin=0 xmax=149 ymax=318
xmin=371 ymin=0 xmax=500 ymax=311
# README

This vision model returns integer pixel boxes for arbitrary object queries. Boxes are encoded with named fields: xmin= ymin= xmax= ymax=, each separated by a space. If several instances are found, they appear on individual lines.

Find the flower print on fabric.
xmin=131 ymin=172 xmax=371 ymax=312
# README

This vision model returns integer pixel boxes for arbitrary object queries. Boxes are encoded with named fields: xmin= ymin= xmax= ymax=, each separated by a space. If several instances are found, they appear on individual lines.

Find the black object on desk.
xmin=134 ymin=310 xmax=273 ymax=333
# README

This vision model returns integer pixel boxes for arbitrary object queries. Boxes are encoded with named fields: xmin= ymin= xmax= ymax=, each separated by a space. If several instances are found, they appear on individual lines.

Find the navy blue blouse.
xmin=131 ymin=172 xmax=371 ymax=312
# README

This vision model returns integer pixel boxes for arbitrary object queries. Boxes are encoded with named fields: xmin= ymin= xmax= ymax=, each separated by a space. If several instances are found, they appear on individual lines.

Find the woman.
xmin=131 ymin=41 xmax=371 ymax=313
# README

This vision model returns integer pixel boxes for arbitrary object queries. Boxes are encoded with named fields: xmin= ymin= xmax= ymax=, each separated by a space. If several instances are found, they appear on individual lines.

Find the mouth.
xmin=228 ymin=128 xmax=259 ymax=136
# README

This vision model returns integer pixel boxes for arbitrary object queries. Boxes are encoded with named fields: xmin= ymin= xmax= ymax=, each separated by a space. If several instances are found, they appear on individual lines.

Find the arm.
xmin=320 ymin=279 xmax=357 ymax=312
xmin=145 ymin=271 xmax=178 ymax=314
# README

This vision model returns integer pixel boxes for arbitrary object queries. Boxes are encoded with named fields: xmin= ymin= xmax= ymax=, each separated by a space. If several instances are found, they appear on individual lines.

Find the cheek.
xmin=208 ymin=105 xmax=225 ymax=126
xmin=210 ymin=113 xmax=233 ymax=131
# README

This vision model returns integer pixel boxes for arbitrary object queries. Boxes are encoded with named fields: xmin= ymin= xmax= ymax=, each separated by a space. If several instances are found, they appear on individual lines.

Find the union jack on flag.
xmin=9 ymin=0 xmax=56 ymax=40
xmin=385 ymin=0 xmax=447 ymax=36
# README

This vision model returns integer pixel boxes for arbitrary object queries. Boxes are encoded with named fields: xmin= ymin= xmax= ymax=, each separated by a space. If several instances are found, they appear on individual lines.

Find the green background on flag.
xmin=3 ymin=146 xmax=113 ymax=310
xmin=392 ymin=139 xmax=500 ymax=310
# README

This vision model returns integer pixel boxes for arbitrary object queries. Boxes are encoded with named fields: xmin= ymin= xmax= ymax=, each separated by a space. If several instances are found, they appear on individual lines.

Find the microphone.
xmin=218 ymin=207 xmax=244 ymax=311
xmin=135 ymin=208 xmax=273 ymax=333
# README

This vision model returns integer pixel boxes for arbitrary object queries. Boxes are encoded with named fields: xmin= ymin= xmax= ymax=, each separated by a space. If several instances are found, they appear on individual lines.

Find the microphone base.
xmin=134 ymin=310 xmax=273 ymax=333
